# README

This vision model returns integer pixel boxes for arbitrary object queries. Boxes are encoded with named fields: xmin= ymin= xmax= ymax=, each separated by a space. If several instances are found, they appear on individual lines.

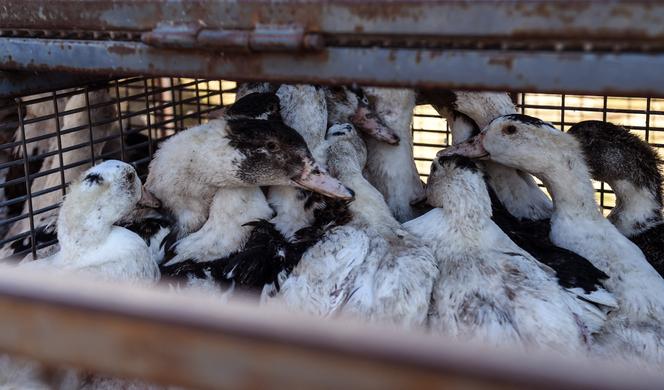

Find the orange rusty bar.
xmin=0 ymin=267 xmax=661 ymax=389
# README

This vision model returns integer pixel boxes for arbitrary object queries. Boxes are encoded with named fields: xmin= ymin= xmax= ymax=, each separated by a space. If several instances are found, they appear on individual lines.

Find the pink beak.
xmin=351 ymin=107 xmax=400 ymax=145
xmin=293 ymin=158 xmax=355 ymax=200
xmin=138 ymin=185 xmax=162 ymax=208
xmin=437 ymin=132 xmax=489 ymax=159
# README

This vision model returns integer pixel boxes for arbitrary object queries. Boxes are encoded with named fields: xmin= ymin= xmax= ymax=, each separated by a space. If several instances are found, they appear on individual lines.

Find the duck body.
xmin=406 ymin=156 xmax=593 ymax=352
xmin=428 ymin=93 xmax=612 ymax=309
xmin=269 ymin=124 xmax=436 ymax=328
xmin=20 ymin=161 xmax=158 ymax=284
xmin=569 ymin=120 xmax=664 ymax=276
xmin=442 ymin=114 xmax=664 ymax=365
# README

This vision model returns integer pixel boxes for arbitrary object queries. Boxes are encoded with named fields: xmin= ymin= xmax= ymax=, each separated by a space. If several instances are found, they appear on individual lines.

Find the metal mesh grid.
xmin=0 ymin=78 xmax=235 ymax=259
xmin=412 ymin=94 xmax=664 ymax=213
xmin=1 ymin=77 xmax=662 ymax=259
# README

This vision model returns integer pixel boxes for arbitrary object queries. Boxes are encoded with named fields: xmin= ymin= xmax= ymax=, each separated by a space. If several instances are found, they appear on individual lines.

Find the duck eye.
xmin=503 ymin=125 xmax=517 ymax=135
xmin=266 ymin=141 xmax=278 ymax=152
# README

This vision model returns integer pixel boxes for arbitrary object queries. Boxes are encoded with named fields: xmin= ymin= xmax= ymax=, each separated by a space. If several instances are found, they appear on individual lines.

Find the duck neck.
xmin=267 ymin=186 xmax=314 ymax=240
xmin=607 ymin=179 xmax=664 ymax=236
xmin=538 ymin=153 xmax=602 ymax=221
xmin=363 ymin=91 xmax=424 ymax=222
xmin=341 ymin=171 xmax=400 ymax=230
xmin=484 ymin=162 xmax=553 ymax=220
xmin=57 ymin=200 xmax=113 ymax=259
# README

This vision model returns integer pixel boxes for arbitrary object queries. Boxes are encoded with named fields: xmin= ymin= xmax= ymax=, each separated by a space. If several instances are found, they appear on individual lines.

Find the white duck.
xmin=19 ymin=160 xmax=158 ymax=284
xmin=405 ymin=155 xmax=600 ymax=353
xmin=422 ymin=90 xmax=553 ymax=220
xmin=146 ymin=92 xmax=352 ymax=266
xmin=2 ymin=89 xmax=118 ymax=259
xmin=441 ymin=114 xmax=664 ymax=366
xmin=568 ymin=121 xmax=664 ymax=276
xmin=267 ymin=123 xmax=437 ymax=329
xmin=361 ymin=87 xmax=426 ymax=222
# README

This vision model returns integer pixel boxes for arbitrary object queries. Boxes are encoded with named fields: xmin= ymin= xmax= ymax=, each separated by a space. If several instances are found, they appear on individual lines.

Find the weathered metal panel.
xmin=0 ymin=267 xmax=661 ymax=389
xmin=2 ymin=38 xmax=664 ymax=97
xmin=2 ymin=1 xmax=664 ymax=41
xmin=0 ymin=71 xmax=108 ymax=98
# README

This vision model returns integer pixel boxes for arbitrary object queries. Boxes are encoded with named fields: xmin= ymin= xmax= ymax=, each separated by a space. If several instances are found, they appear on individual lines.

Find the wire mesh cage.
xmin=1 ymin=77 xmax=663 ymax=261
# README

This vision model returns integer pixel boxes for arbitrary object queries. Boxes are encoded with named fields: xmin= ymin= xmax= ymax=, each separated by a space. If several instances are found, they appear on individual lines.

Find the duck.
xmin=266 ymin=123 xmax=437 ymax=328
xmin=149 ymin=93 xmax=352 ymax=294
xmin=405 ymin=155 xmax=600 ymax=353
xmin=360 ymin=87 xmax=426 ymax=222
xmin=18 ymin=160 xmax=158 ymax=284
xmin=2 ymin=89 xmax=118 ymax=260
xmin=420 ymin=90 xmax=553 ymax=220
xmin=145 ymin=91 xmax=351 ymax=243
xmin=324 ymin=86 xmax=401 ymax=145
xmin=440 ymin=113 xmax=664 ymax=365
xmin=568 ymin=120 xmax=664 ymax=276
xmin=422 ymin=90 xmax=614 ymax=312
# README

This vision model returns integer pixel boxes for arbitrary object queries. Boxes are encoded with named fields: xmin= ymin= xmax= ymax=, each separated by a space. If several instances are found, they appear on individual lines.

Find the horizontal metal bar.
xmin=3 ymin=38 xmax=664 ymax=96
xmin=2 ymin=1 xmax=664 ymax=42
xmin=0 ymin=70 xmax=107 ymax=98
xmin=0 ymin=266 xmax=661 ymax=390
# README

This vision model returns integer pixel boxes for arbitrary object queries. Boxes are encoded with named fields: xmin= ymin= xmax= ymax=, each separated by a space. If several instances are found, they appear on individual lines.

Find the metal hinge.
xmin=141 ymin=24 xmax=323 ymax=52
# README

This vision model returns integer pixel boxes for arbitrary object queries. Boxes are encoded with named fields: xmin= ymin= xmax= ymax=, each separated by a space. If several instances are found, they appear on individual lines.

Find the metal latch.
xmin=141 ymin=24 xmax=323 ymax=52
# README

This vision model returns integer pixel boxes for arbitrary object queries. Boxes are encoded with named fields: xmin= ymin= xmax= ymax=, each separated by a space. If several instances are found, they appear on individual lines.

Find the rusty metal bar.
xmin=3 ymin=38 xmax=664 ymax=97
xmin=0 ymin=266 xmax=661 ymax=390
xmin=2 ymin=1 xmax=664 ymax=42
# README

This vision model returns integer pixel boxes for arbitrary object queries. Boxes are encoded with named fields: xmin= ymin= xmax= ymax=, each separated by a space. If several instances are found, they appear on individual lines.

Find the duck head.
xmin=61 ymin=160 xmax=142 ymax=228
xmin=324 ymin=86 xmax=400 ymax=145
xmin=426 ymin=155 xmax=492 ymax=218
xmin=226 ymin=119 xmax=354 ymax=200
xmin=212 ymin=92 xmax=282 ymax=121
xmin=322 ymin=123 xmax=368 ymax=180
xmin=568 ymin=120 xmax=663 ymax=199
xmin=437 ymin=114 xmax=566 ymax=174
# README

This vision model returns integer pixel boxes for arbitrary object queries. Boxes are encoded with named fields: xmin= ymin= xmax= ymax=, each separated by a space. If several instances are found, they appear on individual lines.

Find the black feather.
xmin=630 ymin=223 xmax=664 ymax=277
xmin=489 ymin=189 xmax=610 ymax=293
xmin=160 ymin=195 xmax=353 ymax=293
xmin=8 ymin=224 xmax=58 ymax=259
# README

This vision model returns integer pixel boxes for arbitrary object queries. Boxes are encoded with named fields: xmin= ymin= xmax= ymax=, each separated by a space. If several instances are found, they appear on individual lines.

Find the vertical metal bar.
xmin=560 ymin=94 xmax=566 ymax=130
xmin=600 ymin=95 xmax=608 ymax=210
xmin=168 ymin=77 xmax=178 ymax=132
xmin=194 ymin=79 xmax=202 ymax=124
xmin=52 ymin=91 xmax=66 ymax=197
xmin=178 ymin=79 xmax=185 ymax=131
xmin=520 ymin=93 xmax=526 ymax=114
xmin=114 ymin=80 xmax=126 ymax=162
xmin=143 ymin=78 xmax=154 ymax=159
xmin=84 ymin=87 xmax=96 ymax=166
xmin=16 ymin=98 xmax=37 ymax=260
xmin=645 ymin=97 xmax=652 ymax=143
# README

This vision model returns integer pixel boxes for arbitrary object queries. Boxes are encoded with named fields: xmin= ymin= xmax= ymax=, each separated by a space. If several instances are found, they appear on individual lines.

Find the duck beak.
xmin=138 ymin=185 xmax=161 ymax=208
xmin=293 ymin=158 xmax=355 ymax=200
xmin=437 ymin=132 xmax=489 ymax=159
xmin=351 ymin=107 xmax=400 ymax=145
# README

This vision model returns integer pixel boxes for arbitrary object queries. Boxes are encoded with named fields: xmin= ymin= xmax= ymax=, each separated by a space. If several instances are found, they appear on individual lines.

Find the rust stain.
xmin=107 ymin=44 xmax=137 ymax=55
xmin=488 ymin=56 xmax=514 ymax=71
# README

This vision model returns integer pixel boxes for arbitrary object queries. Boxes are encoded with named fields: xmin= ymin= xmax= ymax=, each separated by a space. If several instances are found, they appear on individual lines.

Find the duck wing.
xmin=630 ymin=224 xmax=664 ymax=277
xmin=489 ymin=190 xmax=617 ymax=310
